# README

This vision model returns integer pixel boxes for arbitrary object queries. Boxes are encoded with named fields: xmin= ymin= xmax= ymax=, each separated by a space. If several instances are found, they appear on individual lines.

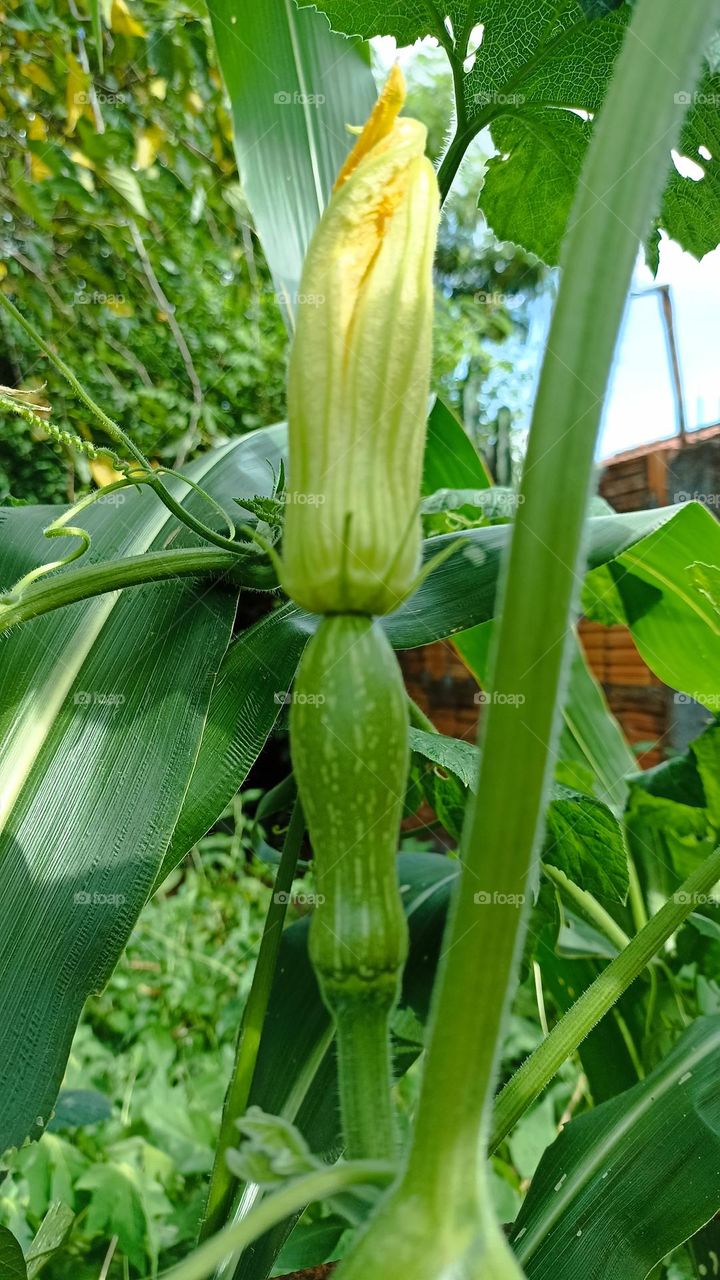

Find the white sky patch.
xmin=671 ymin=149 xmax=706 ymax=182
xmin=464 ymin=24 xmax=485 ymax=73
xmin=600 ymin=239 xmax=720 ymax=458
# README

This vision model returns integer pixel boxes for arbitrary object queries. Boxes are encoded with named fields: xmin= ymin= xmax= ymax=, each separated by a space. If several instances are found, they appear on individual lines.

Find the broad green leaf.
xmin=510 ymin=1017 xmax=720 ymax=1279
xmin=274 ymin=1215 xmax=347 ymax=1273
xmin=409 ymin=726 xmax=477 ymax=789
xmin=660 ymin=71 xmax=720 ymax=261
xmin=298 ymin=0 xmax=719 ymax=260
xmin=544 ymin=786 xmax=628 ymax=903
xmin=101 ymin=164 xmax=148 ymax=217
xmin=160 ymin=603 xmax=311 ymax=880
xmin=408 ymin=728 xmax=628 ymax=900
xmin=0 ymin=1228 xmax=27 ymax=1280
xmin=481 ymin=112 xmax=592 ymax=266
xmin=386 ymin=503 xmax=715 ymax=651
xmin=0 ymin=455 xmax=239 ymax=1155
xmin=76 ymin=1163 xmax=148 ymax=1272
xmin=687 ymin=1213 xmax=720 ymax=1280
xmin=47 ymin=1089 xmax=112 ymax=1131
xmin=624 ymin=729 xmax=720 ymax=893
xmin=691 ymin=724 xmax=720 ymax=826
xmin=207 ymin=0 xmax=376 ymax=323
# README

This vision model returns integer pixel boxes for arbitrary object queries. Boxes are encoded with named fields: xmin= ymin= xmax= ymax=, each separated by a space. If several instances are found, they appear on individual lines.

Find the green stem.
xmin=200 ymin=799 xmax=306 ymax=1241
xmin=0 ymin=548 xmax=255 ymax=635
xmin=159 ymin=1160 xmax=393 ymax=1280
xmin=489 ymin=843 xmax=720 ymax=1151
xmin=542 ymin=863 xmax=631 ymax=952
xmin=407 ymin=696 xmax=437 ymax=735
xmin=628 ymin=855 xmax=650 ymax=932
xmin=402 ymin=0 xmax=716 ymax=1212
xmin=334 ymin=1000 xmax=396 ymax=1160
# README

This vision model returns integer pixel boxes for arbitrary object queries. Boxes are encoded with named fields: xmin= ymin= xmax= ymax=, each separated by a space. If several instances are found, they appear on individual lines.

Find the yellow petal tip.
xmin=334 ymin=64 xmax=407 ymax=191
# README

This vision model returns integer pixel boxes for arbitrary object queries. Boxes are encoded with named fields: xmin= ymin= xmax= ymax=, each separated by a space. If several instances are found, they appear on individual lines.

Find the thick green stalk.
xmin=334 ymin=2 xmax=715 ymax=1275
xmin=404 ymin=0 xmax=716 ymax=1199
xmin=490 ymin=843 xmax=720 ymax=1151
xmin=200 ymin=800 xmax=306 ymax=1239
xmin=0 ymin=548 xmax=251 ymax=634
xmin=159 ymin=1161 xmax=393 ymax=1280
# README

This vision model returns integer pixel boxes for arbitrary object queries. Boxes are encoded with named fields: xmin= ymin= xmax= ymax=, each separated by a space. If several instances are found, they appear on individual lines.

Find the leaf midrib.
xmin=0 ymin=445 xmax=235 ymax=837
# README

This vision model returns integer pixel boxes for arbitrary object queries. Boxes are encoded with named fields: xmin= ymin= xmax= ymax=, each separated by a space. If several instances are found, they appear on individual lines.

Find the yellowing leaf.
xmin=134 ymin=123 xmax=164 ymax=171
xmin=70 ymin=150 xmax=97 ymax=192
xmin=65 ymin=52 xmax=91 ymax=134
xmin=186 ymin=90 xmax=203 ymax=115
xmin=105 ymin=297 xmax=133 ymax=317
xmin=0 ymin=264 xmax=7 ymax=282
xmin=28 ymin=116 xmax=52 ymax=182
xmin=21 ymin=62 xmax=54 ymax=93
xmin=110 ymin=0 xmax=146 ymax=37
xmin=102 ymin=163 xmax=149 ymax=217
xmin=149 ymin=77 xmax=167 ymax=100
xmin=70 ymin=149 xmax=96 ymax=171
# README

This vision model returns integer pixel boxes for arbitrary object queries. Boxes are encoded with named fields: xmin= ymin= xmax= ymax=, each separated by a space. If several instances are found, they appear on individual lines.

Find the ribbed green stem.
xmin=0 ymin=548 xmax=255 ymax=634
xmin=201 ymin=798 xmax=306 ymax=1241
xmin=400 ymin=0 xmax=715 ymax=1214
xmin=335 ymin=999 xmax=396 ymax=1160
xmin=490 ymin=843 xmax=720 ymax=1151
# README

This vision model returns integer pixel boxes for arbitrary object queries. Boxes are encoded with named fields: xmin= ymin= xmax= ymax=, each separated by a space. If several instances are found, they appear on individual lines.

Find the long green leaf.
xmin=207 ymin=0 xmax=376 ymax=324
xmin=0 ymin=454 xmax=240 ymax=1155
xmin=510 ymin=1017 xmax=720 ymax=1279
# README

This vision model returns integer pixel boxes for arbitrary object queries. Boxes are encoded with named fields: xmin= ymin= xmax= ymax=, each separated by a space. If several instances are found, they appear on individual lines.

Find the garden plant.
xmin=1 ymin=0 xmax=720 ymax=1277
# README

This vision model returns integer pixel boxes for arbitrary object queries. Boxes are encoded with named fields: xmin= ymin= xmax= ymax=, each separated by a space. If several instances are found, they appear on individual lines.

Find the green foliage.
xmin=0 ymin=0 xmax=287 ymax=503
xmin=511 ymin=1018 xmax=720 ymax=1279
xmin=1 ymin=844 xmax=270 ymax=1277
xmin=297 ymin=0 xmax=720 ymax=265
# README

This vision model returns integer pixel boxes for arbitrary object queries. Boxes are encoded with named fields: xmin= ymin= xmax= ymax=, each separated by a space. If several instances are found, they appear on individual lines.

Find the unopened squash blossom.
xmin=285 ymin=69 xmax=441 ymax=1161
xmin=281 ymin=64 xmax=440 ymax=616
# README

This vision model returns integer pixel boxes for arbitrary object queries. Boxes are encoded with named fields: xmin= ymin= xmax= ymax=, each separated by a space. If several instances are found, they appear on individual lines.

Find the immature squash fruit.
xmin=290 ymin=614 xmax=410 ymax=1157
xmin=281 ymin=65 xmax=440 ymax=616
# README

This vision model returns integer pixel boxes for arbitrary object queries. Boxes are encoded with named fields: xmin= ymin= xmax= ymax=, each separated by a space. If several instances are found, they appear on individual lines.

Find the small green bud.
xmin=281 ymin=67 xmax=440 ymax=615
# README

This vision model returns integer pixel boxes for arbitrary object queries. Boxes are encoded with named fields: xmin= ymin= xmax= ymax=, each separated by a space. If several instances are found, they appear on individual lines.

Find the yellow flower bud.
xmin=281 ymin=66 xmax=440 ymax=616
